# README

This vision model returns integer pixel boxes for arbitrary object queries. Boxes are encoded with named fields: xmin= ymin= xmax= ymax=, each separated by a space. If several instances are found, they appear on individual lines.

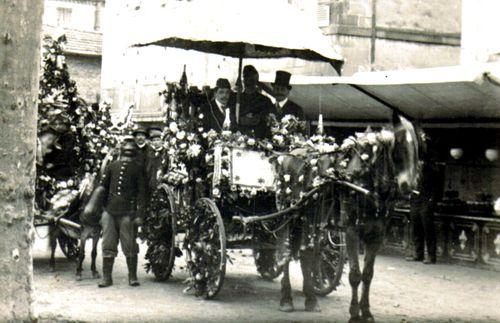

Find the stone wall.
xmin=66 ymin=54 xmax=102 ymax=104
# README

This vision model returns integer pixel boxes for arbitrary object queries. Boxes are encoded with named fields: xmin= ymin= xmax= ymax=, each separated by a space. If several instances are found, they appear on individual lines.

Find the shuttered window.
xmin=317 ymin=2 xmax=330 ymax=27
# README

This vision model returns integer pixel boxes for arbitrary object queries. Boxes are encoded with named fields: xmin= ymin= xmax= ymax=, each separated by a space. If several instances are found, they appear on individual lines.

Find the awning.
xmin=261 ymin=63 xmax=500 ymax=125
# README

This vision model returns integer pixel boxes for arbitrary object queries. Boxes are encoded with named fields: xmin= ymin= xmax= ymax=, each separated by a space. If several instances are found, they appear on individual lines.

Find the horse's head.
xmin=343 ymin=114 xmax=420 ymax=199
xmin=391 ymin=114 xmax=420 ymax=197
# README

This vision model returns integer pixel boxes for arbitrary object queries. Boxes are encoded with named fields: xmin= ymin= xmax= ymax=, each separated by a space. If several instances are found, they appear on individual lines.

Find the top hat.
xmin=215 ymin=78 xmax=231 ymax=90
xmin=243 ymin=65 xmax=259 ymax=78
xmin=148 ymin=126 xmax=163 ymax=138
xmin=273 ymin=71 xmax=292 ymax=89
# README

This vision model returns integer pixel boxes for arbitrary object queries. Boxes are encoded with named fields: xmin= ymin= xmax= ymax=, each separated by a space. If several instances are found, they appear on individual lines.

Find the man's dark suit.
xmin=199 ymin=99 xmax=236 ymax=133
xmin=273 ymin=99 xmax=305 ymax=121
xmin=238 ymin=91 xmax=274 ymax=139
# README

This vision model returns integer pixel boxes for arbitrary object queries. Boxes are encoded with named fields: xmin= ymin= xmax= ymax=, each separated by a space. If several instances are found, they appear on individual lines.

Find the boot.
xmin=98 ymin=257 xmax=114 ymax=288
xmin=127 ymin=256 xmax=140 ymax=286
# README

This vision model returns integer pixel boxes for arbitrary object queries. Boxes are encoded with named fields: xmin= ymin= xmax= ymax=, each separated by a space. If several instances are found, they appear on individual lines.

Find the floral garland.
xmin=35 ymin=35 xmax=115 ymax=218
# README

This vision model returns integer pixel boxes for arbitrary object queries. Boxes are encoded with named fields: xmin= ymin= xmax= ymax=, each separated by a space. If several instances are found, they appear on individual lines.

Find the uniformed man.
xmin=199 ymin=78 xmax=236 ymax=132
xmin=237 ymin=65 xmax=274 ymax=139
xmin=271 ymin=70 xmax=305 ymax=121
xmin=83 ymin=136 xmax=146 ymax=287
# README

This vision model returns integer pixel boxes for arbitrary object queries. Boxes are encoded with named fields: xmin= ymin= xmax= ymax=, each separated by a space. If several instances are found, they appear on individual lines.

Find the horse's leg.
xmin=359 ymin=222 xmax=384 ymax=323
xmin=301 ymin=248 xmax=321 ymax=312
xmin=76 ymin=237 xmax=86 ymax=281
xmin=346 ymin=225 xmax=362 ymax=322
xmin=279 ymin=261 xmax=294 ymax=312
xmin=91 ymin=235 xmax=100 ymax=278
xmin=49 ymin=225 xmax=57 ymax=272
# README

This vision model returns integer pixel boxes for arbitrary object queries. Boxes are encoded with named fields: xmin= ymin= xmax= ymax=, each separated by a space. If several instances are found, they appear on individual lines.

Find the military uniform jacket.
xmin=100 ymin=159 xmax=146 ymax=217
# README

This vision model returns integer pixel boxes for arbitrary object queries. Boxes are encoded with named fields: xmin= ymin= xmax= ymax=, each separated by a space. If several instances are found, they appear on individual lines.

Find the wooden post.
xmin=0 ymin=0 xmax=44 ymax=320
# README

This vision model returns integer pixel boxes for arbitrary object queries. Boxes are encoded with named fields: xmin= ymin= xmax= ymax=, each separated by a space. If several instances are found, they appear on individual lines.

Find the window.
xmin=317 ymin=2 xmax=330 ymax=27
xmin=56 ymin=7 xmax=72 ymax=27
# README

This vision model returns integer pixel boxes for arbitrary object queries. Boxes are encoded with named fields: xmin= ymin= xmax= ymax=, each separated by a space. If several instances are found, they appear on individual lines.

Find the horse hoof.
xmin=92 ymin=271 xmax=101 ymax=279
xmin=279 ymin=302 xmax=294 ymax=313
xmin=361 ymin=314 xmax=375 ymax=323
xmin=305 ymin=299 xmax=321 ymax=312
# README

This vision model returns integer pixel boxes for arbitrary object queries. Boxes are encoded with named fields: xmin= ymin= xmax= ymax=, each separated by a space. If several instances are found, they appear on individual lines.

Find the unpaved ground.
xmin=32 ymin=227 xmax=500 ymax=322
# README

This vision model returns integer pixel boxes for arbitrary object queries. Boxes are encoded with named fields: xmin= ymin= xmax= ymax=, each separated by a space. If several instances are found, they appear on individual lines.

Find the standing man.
xmin=238 ymin=65 xmax=274 ymax=139
xmin=271 ymin=70 xmax=305 ymax=121
xmin=406 ymin=129 xmax=441 ymax=264
xmin=145 ymin=127 xmax=165 ymax=197
xmin=83 ymin=136 xmax=146 ymax=287
xmin=132 ymin=126 xmax=148 ymax=167
xmin=199 ymin=78 xmax=236 ymax=132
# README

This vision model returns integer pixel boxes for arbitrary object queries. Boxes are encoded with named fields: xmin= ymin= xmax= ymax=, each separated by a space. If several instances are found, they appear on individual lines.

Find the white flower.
xmin=198 ymin=113 xmax=204 ymax=119
xmin=247 ymin=138 xmax=255 ymax=146
xmin=221 ymin=169 xmax=229 ymax=178
xmin=283 ymin=174 xmax=291 ymax=182
xmin=280 ymin=128 xmax=288 ymax=135
xmin=361 ymin=153 xmax=369 ymax=161
xmin=187 ymin=144 xmax=202 ymax=158
xmin=176 ymin=131 xmax=186 ymax=140
xmin=212 ymin=188 xmax=220 ymax=196
xmin=380 ymin=129 xmax=394 ymax=143
xmin=298 ymin=175 xmax=304 ymax=182
xmin=187 ymin=133 xmax=194 ymax=141
xmin=99 ymin=129 xmax=107 ymax=136
xmin=179 ymin=143 xmax=187 ymax=149
xmin=310 ymin=159 xmax=318 ymax=166
xmin=169 ymin=122 xmax=179 ymax=133
xmin=273 ymin=135 xmax=284 ymax=145
xmin=285 ymin=187 xmax=292 ymax=195
xmin=367 ymin=132 xmax=377 ymax=145
xmin=277 ymin=156 xmax=285 ymax=165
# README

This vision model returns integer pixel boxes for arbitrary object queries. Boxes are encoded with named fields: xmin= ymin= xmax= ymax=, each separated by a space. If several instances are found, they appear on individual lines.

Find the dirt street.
xmin=32 ymin=227 xmax=500 ymax=322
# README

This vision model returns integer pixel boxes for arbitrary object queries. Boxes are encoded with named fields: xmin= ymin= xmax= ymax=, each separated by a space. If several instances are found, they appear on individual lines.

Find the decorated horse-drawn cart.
xmin=142 ymin=88 xmax=347 ymax=298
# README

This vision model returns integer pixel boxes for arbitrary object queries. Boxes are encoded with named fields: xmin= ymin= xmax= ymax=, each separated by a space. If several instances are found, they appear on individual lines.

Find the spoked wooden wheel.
xmin=57 ymin=234 xmax=80 ymax=260
xmin=253 ymin=248 xmax=283 ymax=281
xmin=146 ymin=185 xmax=177 ymax=281
xmin=313 ymin=228 xmax=346 ymax=296
xmin=185 ymin=198 xmax=226 ymax=299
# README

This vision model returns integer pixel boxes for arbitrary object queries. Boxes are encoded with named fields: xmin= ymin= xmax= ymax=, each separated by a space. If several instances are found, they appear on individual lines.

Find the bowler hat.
xmin=273 ymin=71 xmax=292 ymax=89
xmin=215 ymin=78 xmax=231 ymax=90
xmin=132 ymin=126 xmax=147 ymax=136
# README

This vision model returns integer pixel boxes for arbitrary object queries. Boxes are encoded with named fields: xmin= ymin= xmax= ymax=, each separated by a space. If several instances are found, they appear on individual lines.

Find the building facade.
xmin=42 ymin=0 xmax=105 ymax=103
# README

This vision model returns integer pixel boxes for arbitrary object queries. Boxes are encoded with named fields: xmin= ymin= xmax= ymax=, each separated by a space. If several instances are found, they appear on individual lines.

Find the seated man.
xmin=237 ymin=65 xmax=274 ymax=139
xmin=199 ymin=78 xmax=236 ymax=132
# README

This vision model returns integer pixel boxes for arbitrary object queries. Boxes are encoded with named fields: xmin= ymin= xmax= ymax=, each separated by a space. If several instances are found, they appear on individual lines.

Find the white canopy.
xmin=262 ymin=64 xmax=500 ymax=124
xmin=128 ymin=0 xmax=343 ymax=69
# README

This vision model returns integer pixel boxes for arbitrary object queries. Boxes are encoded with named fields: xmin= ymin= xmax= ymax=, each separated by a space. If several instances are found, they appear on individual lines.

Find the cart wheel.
xmin=185 ymin=198 xmax=226 ymax=299
xmin=147 ymin=185 xmax=177 ymax=282
xmin=253 ymin=248 xmax=283 ymax=281
xmin=313 ymin=229 xmax=345 ymax=296
xmin=58 ymin=235 xmax=80 ymax=260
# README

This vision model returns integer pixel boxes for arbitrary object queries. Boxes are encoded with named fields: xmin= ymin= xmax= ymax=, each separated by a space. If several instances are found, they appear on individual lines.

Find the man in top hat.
xmin=199 ymin=78 xmax=236 ymax=132
xmin=83 ymin=136 xmax=146 ymax=287
xmin=238 ymin=65 xmax=274 ymax=139
xmin=272 ymin=70 xmax=305 ymax=121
